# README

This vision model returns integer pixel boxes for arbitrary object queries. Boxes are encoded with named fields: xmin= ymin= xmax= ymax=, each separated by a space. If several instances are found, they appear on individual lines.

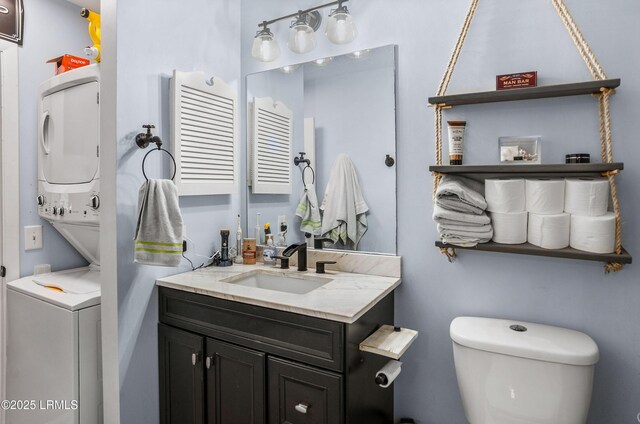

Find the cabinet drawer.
xmin=268 ymin=357 xmax=343 ymax=424
xmin=159 ymin=288 xmax=344 ymax=372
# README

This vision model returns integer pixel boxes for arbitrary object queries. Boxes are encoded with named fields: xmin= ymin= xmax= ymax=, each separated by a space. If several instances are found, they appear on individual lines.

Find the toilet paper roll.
xmin=525 ymin=179 xmax=565 ymax=214
xmin=490 ymin=211 xmax=528 ymax=244
xmin=564 ymin=178 xmax=610 ymax=216
xmin=376 ymin=360 xmax=402 ymax=388
xmin=570 ymin=213 xmax=616 ymax=253
xmin=528 ymin=212 xmax=570 ymax=249
xmin=485 ymin=178 xmax=526 ymax=213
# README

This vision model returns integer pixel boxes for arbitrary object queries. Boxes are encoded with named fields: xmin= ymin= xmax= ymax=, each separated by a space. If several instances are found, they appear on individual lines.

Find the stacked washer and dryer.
xmin=6 ymin=64 xmax=102 ymax=423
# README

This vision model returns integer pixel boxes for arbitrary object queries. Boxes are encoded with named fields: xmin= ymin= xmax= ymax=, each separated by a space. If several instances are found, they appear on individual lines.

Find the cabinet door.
xmin=268 ymin=358 xmax=343 ymax=424
xmin=206 ymin=338 xmax=266 ymax=424
xmin=159 ymin=324 xmax=205 ymax=424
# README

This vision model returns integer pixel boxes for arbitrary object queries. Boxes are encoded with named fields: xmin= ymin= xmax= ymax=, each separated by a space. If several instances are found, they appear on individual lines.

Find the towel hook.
xmin=136 ymin=124 xmax=177 ymax=181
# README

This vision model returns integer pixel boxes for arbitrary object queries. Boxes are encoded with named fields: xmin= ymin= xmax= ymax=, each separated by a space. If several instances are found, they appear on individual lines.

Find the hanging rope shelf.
xmin=430 ymin=0 xmax=629 ymax=272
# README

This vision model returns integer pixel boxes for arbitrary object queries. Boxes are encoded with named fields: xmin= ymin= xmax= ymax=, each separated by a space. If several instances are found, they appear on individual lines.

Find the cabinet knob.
xmin=294 ymin=403 xmax=309 ymax=414
xmin=206 ymin=356 xmax=214 ymax=369
xmin=192 ymin=352 xmax=200 ymax=366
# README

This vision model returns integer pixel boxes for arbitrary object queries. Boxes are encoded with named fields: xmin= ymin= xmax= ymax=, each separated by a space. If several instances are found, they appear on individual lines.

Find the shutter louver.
xmin=171 ymin=71 xmax=238 ymax=195
xmin=250 ymin=97 xmax=293 ymax=194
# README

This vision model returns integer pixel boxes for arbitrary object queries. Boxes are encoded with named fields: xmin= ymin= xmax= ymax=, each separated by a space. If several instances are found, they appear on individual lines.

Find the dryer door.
xmin=41 ymin=81 xmax=99 ymax=184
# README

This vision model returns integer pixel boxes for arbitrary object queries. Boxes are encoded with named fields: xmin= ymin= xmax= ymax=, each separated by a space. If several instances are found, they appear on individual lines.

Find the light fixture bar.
xmin=258 ymin=0 xmax=349 ymax=28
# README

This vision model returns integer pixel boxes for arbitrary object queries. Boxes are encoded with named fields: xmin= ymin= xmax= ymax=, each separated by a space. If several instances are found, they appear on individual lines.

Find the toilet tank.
xmin=450 ymin=317 xmax=599 ymax=424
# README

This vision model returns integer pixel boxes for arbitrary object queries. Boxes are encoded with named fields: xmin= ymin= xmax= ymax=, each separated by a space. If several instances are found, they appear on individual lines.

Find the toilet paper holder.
xmin=359 ymin=325 xmax=418 ymax=388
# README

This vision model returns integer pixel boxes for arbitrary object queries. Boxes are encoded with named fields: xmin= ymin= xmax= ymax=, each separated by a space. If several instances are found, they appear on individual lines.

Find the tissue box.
xmin=47 ymin=55 xmax=90 ymax=75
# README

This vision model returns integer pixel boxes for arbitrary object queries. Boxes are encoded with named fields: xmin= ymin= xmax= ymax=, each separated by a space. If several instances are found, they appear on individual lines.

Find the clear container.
xmin=499 ymin=136 xmax=541 ymax=164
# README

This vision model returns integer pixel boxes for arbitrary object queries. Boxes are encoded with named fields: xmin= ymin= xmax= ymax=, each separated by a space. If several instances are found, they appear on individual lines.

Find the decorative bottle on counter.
xmin=263 ymin=235 xmax=277 ymax=265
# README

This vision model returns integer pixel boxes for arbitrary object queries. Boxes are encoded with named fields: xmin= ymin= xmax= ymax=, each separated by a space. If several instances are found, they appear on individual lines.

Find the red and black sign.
xmin=496 ymin=71 xmax=537 ymax=90
xmin=0 ymin=0 xmax=23 ymax=45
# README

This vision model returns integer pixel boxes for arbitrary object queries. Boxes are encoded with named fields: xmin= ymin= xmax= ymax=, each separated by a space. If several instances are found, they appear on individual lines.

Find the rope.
xmin=436 ymin=0 xmax=480 ymax=97
xmin=551 ymin=0 xmax=607 ymax=80
xmin=439 ymin=247 xmax=457 ymax=263
xmin=433 ymin=0 xmax=480 ymax=202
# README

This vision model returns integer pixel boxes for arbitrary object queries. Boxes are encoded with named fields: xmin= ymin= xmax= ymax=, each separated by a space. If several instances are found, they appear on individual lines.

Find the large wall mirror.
xmin=245 ymin=45 xmax=397 ymax=255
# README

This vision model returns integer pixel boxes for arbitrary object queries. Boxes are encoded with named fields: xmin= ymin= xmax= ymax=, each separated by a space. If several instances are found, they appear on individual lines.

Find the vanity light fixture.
xmin=251 ymin=23 xmax=281 ymax=62
xmin=288 ymin=12 xmax=319 ymax=54
xmin=348 ymin=49 xmax=370 ymax=59
xmin=313 ymin=57 xmax=333 ymax=66
xmin=252 ymin=0 xmax=357 ymax=61
xmin=280 ymin=64 xmax=301 ymax=74
xmin=325 ymin=2 xmax=357 ymax=44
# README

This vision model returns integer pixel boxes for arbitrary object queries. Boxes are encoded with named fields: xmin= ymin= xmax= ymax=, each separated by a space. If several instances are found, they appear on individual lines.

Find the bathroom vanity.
xmin=157 ymin=263 xmax=401 ymax=424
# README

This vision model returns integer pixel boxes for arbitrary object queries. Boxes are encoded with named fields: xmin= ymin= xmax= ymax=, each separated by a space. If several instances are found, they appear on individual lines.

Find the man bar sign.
xmin=0 ymin=0 xmax=23 ymax=45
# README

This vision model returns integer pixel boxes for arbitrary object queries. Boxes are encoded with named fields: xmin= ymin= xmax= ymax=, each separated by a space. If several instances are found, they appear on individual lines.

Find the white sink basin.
xmin=221 ymin=270 xmax=332 ymax=295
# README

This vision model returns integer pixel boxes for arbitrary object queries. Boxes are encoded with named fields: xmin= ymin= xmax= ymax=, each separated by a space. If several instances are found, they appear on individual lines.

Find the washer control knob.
xmin=89 ymin=195 xmax=100 ymax=210
xmin=37 ymin=195 xmax=45 ymax=206
xmin=52 ymin=207 xmax=59 ymax=216
xmin=59 ymin=207 xmax=65 ymax=216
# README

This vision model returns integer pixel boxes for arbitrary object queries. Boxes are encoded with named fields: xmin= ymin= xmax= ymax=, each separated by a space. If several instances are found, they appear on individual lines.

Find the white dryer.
xmin=37 ymin=63 xmax=100 ymax=265
xmin=6 ymin=64 xmax=102 ymax=423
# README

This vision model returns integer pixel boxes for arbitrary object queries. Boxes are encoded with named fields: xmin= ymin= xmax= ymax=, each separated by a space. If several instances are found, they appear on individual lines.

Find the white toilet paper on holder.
xmin=564 ymin=178 xmax=610 ymax=216
xmin=525 ymin=179 xmax=565 ymax=214
xmin=485 ymin=178 xmax=526 ymax=213
xmin=570 ymin=213 xmax=616 ymax=254
xmin=490 ymin=211 xmax=528 ymax=244
xmin=528 ymin=212 xmax=570 ymax=249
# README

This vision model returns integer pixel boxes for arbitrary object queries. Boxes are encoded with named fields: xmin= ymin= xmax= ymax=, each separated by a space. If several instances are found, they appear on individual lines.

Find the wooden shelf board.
xmin=359 ymin=325 xmax=419 ymax=360
xmin=429 ymin=163 xmax=623 ymax=176
xmin=428 ymin=79 xmax=621 ymax=107
xmin=435 ymin=241 xmax=632 ymax=264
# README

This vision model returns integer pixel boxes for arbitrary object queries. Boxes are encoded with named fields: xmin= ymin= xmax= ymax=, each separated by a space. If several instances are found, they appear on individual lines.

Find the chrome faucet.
xmin=282 ymin=242 xmax=307 ymax=271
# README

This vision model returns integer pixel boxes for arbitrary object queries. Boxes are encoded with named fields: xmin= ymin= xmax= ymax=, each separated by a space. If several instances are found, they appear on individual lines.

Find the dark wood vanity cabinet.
xmin=158 ymin=287 xmax=394 ymax=424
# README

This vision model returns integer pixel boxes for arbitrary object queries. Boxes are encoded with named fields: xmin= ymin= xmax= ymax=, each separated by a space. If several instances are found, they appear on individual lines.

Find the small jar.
xmin=242 ymin=238 xmax=257 ymax=265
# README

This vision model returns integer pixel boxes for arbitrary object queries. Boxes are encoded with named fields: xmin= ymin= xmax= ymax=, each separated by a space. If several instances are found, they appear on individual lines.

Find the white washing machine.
xmin=6 ymin=64 xmax=102 ymax=424
xmin=6 ymin=267 xmax=101 ymax=424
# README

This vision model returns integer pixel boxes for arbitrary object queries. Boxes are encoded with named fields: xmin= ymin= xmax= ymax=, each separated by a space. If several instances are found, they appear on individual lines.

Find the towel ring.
xmin=136 ymin=124 xmax=177 ymax=181
xmin=302 ymin=165 xmax=315 ymax=189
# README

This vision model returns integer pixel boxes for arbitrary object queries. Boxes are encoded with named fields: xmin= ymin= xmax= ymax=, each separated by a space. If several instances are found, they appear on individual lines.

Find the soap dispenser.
xmin=263 ymin=235 xmax=277 ymax=265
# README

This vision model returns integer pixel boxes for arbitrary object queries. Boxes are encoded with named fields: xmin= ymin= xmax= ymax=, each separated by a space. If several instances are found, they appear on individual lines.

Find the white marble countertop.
xmin=156 ymin=263 xmax=401 ymax=324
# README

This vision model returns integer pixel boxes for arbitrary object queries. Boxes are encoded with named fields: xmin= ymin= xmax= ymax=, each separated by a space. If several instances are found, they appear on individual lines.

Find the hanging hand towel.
xmin=134 ymin=179 xmax=184 ymax=266
xmin=296 ymin=183 xmax=322 ymax=235
xmin=320 ymin=154 xmax=369 ymax=248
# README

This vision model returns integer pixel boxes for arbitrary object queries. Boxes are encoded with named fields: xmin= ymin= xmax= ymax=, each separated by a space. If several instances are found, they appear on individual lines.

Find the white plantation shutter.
xmin=250 ymin=97 xmax=293 ymax=194
xmin=171 ymin=70 xmax=238 ymax=195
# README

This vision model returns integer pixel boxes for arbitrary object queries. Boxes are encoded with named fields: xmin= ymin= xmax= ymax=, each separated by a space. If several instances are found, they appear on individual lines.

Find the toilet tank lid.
xmin=450 ymin=317 xmax=599 ymax=366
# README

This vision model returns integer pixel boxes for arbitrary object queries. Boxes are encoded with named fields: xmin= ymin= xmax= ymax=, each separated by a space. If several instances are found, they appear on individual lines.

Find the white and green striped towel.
xmin=134 ymin=179 xmax=184 ymax=267
xmin=296 ymin=184 xmax=322 ymax=235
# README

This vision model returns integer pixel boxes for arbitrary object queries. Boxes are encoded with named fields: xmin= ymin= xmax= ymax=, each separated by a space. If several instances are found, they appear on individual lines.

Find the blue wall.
xmin=241 ymin=0 xmax=640 ymax=422
xmin=18 ymin=0 xmax=89 ymax=277
xmin=114 ymin=1 xmax=241 ymax=422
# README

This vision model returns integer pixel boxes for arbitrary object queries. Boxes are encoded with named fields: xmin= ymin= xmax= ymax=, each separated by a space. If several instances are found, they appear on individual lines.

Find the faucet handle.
xmin=313 ymin=238 xmax=333 ymax=250
xmin=315 ymin=261 xmax=337 ymax=274
xmin=273 ymin=256 xmax=290 ymax=269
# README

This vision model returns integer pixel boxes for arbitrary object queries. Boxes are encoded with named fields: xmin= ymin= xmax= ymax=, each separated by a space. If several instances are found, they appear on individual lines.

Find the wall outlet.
xmin=277 ymin=215 xmax=287 ymax=232
xmin=24 ymin=225 xmax=43 ymax=250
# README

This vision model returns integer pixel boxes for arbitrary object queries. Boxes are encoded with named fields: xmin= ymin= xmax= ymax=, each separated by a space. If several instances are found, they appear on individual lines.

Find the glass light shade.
xmin=325 ymin=7 xmax=357 ymax=44
xmin=252 ymin=29 xmax=280 ymax=62
xmin=288 ymin=22 xmax=316 ymax=54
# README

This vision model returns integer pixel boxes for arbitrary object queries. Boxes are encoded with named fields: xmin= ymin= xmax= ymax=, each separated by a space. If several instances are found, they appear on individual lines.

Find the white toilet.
xmin=450 ymin=317 xmax=599 ymax=424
